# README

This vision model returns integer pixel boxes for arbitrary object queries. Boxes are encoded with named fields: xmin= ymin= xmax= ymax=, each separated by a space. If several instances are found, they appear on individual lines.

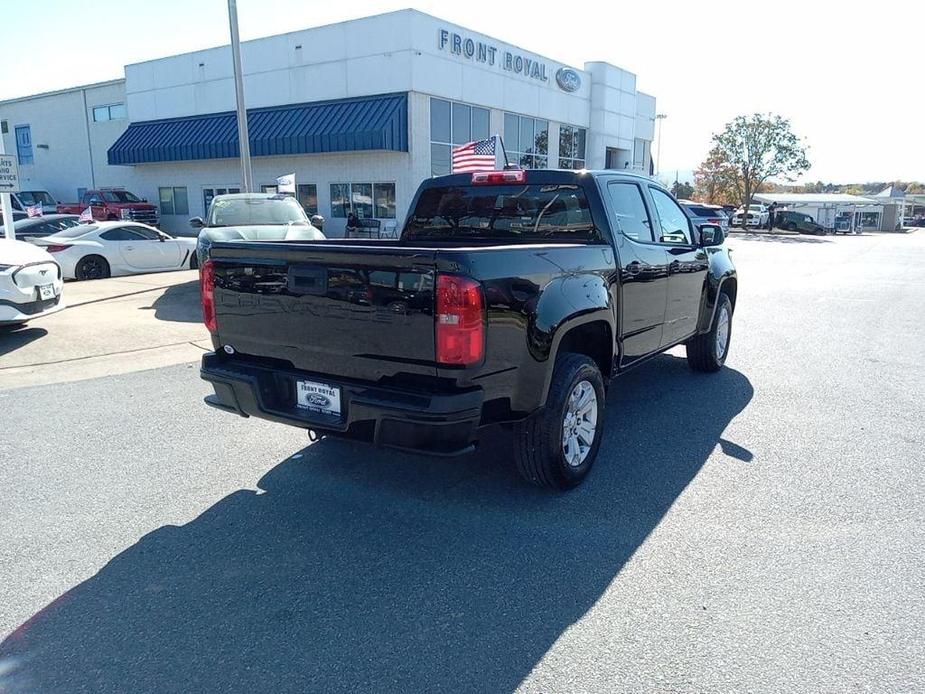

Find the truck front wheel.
xmin=513 ymin=353 xmax=605 ymax=490
xmin=687 ymin=292 xmax=732 ymax=372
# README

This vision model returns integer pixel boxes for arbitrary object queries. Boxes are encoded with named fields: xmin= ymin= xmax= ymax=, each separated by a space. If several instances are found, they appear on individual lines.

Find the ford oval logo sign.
xmin=308 ymin=393 xmax=330 ymax=407
xmin=555 ymin=67 xmax=581 ymax=92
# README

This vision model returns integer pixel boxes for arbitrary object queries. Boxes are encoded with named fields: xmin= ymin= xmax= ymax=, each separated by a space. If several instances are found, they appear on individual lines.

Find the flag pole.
xmin=496 ymin=134 xmax=511 ymax=169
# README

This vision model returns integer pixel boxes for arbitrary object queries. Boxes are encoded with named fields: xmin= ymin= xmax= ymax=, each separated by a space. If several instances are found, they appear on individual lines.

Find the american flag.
xmin=452 ymin=137 xmax=496 ymax=173
xmin=26 ymin=204 xmax=43 ymax=218
xmin=78 ymin=207 xmax=94 ymax=223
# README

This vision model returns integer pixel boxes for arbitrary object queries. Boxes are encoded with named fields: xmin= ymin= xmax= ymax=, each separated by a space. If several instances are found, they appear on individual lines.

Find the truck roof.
xmin=423 ymin=169 xmax=660 ymax=188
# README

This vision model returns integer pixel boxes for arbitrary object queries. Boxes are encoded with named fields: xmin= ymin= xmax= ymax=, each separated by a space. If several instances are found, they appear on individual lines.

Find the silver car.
xmin=679 ymin=201 xmax=730 ymax=233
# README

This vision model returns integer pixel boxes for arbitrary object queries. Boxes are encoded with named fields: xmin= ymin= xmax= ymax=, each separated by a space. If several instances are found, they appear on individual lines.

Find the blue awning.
xmin=108 ymin=93 xmax=407 ymax=165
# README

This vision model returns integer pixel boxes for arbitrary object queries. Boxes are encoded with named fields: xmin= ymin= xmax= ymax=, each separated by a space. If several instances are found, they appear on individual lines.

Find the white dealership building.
xmin=0 ymin=10 xmax=656 ymax=236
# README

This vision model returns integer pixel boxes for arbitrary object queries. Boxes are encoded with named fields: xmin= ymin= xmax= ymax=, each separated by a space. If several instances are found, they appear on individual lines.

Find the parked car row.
xmin=0 ymin=191 xmax=326 ymax=329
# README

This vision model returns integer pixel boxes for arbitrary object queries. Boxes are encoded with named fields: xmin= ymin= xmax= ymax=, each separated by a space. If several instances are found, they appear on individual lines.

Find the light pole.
xmin=228 ymin=0 xmax=253 ymax=193
xmin=654 ymin=114 xmax=667 ymax=177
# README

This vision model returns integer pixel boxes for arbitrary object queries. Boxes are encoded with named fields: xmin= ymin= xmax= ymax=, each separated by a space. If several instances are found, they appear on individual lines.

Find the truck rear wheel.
xmin=687 ymin=292 xmax=732 ymax=372
xmin=513 ymin=353 xmax=605 ymax=490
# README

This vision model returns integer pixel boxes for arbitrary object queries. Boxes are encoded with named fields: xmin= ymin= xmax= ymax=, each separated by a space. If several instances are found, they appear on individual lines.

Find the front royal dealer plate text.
xmin=296 ymin=379 xmax=342 ymax=416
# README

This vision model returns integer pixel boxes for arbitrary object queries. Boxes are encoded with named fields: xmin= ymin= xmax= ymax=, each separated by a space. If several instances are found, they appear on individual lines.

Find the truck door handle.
xmin=626 ymin=261 xmax=642 ymax=275
xmin=669 ymin=260 xmax=680 ymax=273
xmin=126 ymin=246 xmax=135 ymax=250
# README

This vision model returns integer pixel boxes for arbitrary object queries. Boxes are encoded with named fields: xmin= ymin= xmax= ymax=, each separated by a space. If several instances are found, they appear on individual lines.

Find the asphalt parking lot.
xmin=1 ymin=231 xmax=923 ymax=693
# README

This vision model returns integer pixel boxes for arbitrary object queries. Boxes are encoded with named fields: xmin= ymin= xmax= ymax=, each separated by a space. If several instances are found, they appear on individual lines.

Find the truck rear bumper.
xmin=200 ymin=353 xmax=484 ymax=456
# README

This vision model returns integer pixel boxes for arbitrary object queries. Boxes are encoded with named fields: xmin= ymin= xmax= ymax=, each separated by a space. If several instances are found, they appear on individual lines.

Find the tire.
xmin=189 ymin=252 xmax=199 ymax=270
xmin=513 ymin=353 xmax=605 ymax=490
xmin=786 ymin=222 xmax=797 ymax=232
xmin=687 ymin=292 xmax=733 ymax=373
xmin=75 ymin=255 xmax=111 ymax=281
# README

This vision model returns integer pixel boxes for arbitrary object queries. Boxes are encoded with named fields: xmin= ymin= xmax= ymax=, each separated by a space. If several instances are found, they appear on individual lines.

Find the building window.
xmin=297 ymin=184 xmax=318 ymax=215
xmin=330 ymin=183 xmax=396 ymax=219
xmin=330 ymin=184 xmax=350 ymax=218
xmin=559 ymin=125 xmax=587 ymax=170
xmin=1 ymin=120 xmax=7 ymax=134
xmin=374 ymin=183 xmax=396 ymax=218
xmin=92 ymin=103 xmax=126 ymax=122
xmin=15 ymin=125 xmax=33 ymax=165
xmin=504 ymin=113 xmax=548 ymax=169
xmin=260 ymin=184 xmax=278 ymax=194
xmin=158 ymin=187 xmax=189 ymax=216
xmin=430 ymin=98 xmax=490 ymax=176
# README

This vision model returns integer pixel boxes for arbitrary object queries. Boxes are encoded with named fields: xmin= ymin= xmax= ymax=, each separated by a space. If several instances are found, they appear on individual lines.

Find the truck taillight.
xmin=435 ymin=274 xmax=484 ymax=365
xmin=200 ymin=259 xmax=216 ymax=333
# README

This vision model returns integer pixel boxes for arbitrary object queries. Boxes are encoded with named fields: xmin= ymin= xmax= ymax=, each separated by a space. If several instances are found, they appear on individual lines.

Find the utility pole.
xmin=228 ymin=0 xmax=253 ymax=192
xmin=654 ymin=113 xmax=667 ymax=177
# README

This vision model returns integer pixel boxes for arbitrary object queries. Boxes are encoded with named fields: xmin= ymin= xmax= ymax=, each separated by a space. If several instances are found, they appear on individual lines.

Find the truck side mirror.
xmin=189 ymin=217 xmax=204 ymax=229
xmin=699 ymin=224 xmax=724 ymax=247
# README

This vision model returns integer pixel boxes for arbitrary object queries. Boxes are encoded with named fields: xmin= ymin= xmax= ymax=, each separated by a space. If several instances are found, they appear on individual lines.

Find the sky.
xmin=1 ymin=0 xmax=921 ymax=183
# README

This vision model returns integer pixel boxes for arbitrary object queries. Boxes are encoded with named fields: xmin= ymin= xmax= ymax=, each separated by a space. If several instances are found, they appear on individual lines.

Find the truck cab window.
xmin=649 ymin=188 xmax=692 ymax=245
xmin=607 ymin=182 xmax=653 ymax=241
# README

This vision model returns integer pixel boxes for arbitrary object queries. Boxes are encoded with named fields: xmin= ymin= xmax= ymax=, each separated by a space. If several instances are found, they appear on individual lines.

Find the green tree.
xmin=711 ymin=114 xmax=810 ymax=211
xmin=671 ymin=180 xmax=694 ymax=199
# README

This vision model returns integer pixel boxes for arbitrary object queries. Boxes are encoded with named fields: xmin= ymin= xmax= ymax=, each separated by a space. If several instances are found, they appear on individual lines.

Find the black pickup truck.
xmin=200 ymin=170 xmax=737 ymax=489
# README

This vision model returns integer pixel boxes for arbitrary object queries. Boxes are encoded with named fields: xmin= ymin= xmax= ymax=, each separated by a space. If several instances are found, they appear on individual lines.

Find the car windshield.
xmin=749 ymin=205 xmax=764 ymax=211
xmin=404 ymin=184 xmax=595 ymax=242
xmin=207 ymin=197 xmax=309 ymax=227
xmin=18 ymin=191 xmax=55 ymax=206
xmin=101 ymin=191 xmax=142 ymax=203
xmin=47 ymin=224 xmax=99 ymax=239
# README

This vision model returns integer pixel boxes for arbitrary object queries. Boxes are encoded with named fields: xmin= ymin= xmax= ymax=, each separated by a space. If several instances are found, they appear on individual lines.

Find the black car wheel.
xmin=189 ymin=252 xmax=199 ymax=270
xmin=687 ymin=292 xmax=733 ymax=373
xmin=513 ymin=353 xmax=605 ymax=490
xmin=786 ymin=222 xmax=798 ymax=232
xmin=75 ymin=255 xmax=111 ymax=281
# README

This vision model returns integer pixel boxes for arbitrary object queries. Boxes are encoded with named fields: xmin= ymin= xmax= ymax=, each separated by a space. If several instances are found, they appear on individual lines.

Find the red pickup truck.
xmin=57 ymin=188 xmax=159 ymax=226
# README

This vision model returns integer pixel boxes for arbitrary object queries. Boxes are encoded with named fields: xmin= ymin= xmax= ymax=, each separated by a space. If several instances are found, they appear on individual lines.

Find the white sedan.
xmin=32 ymin=222 xmax=199 ymax=280
xmin=0 ymin=239 xmax=65 ymax=326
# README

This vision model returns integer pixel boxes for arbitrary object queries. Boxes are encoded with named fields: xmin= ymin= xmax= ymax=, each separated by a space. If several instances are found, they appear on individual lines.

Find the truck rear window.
xmin=404 ymin=184 xmax=596 ymax=242
xmin=686 ymin=205 xmax=725 ymax=217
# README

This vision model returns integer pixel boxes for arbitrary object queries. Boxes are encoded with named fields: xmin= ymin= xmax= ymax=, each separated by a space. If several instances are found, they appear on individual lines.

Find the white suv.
xmin=732 ymin=204 xmax=769 ymax=228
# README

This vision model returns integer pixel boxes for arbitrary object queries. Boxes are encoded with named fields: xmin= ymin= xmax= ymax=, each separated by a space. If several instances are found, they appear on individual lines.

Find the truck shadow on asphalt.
xmin=145 ymin=280 xmax=201 ymax=323
xmin=0 ymin=354 xmax=753 ymax=693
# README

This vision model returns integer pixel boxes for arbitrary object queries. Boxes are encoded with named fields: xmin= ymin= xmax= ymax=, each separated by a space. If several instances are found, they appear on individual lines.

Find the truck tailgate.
xmin=208 ymin=242 xmax=439 ymax=381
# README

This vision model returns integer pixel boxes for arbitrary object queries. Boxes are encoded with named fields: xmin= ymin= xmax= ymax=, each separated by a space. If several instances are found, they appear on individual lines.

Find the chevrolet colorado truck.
xmin=199 ymin=170 xmax=737 ymax=489
xmin=57 ymin=188 xmax=159 ymax=225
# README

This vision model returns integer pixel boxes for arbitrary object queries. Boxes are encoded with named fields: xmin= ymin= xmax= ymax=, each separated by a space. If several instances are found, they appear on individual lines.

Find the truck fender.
xmin=520 ymin=273 xmax=615 ymax=406
xmin=696 ymin=269 xmax=737 ymax=334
